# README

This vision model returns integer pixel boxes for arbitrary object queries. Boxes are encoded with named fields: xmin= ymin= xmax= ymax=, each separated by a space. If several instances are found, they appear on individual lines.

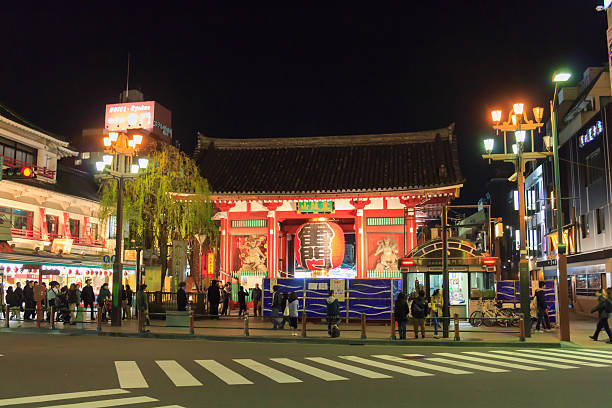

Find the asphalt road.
xmin=0 ymin=333 xmax=610 ymax=408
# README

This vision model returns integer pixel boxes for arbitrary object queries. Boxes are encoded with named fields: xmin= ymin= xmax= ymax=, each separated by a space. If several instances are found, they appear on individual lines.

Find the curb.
xmin=0 ymin=327 xmax=561 ymax=348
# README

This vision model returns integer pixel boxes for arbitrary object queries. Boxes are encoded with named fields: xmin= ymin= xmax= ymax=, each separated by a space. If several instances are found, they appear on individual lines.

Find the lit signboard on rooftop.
xmin=606 ymin=0 xmax=612 ymax=9
xmin=104 ymin=101 xmax=172 ymax=142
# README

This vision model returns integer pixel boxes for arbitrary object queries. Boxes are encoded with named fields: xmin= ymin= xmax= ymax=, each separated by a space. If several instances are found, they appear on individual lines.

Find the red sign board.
xmin=294 ymin=221 xmax=345 ymax=271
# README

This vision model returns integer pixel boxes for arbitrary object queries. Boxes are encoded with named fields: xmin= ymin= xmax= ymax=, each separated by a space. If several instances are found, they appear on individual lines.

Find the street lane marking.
xmin=425 ymin=358 xmax=508 ymax=372
xmin=464 ymin=352 xmax=578 ymax=369
xmin=551 ymin=349 xmax=612 ymax=361
xmin=154 ymin=406 xmax=186 ymax=408
xmin=41 ymin=396 xmax=158 ymax=407
xmin=270 ymin=358 xmax=348 ymax=381
xmin=234 ymin=359 xmax=302 ymax=383
xmin=195 ymin=360 xmax=253 ymax=385
xmin=500 ymin=351 xmax=607 ymax=367
xmin=372 ymin=355 xmax=471 ymax=374
xmin=517 ymin=349 xmax=612 ymax=365
xmin=114 ymin=361 xmax=149 ymax=389
xmin=433 ymin=353 xmax=543 ymax=371
xmin=572 ymin=348 xmax=612 ymax=356
xmin=339 ymin=356 xmax=433 ymax=377
xmin=0 ymin=389 xmax=130 ymax=406
xmin=156 ymin=360 xmax=203 ymax=387
xmin=305 ymin=357 xmax=391 ymax=379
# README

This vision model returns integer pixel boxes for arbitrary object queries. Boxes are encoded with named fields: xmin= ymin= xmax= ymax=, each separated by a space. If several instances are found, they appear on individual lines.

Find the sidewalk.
xmin=0 ymin=313 xmax=566 ymax=347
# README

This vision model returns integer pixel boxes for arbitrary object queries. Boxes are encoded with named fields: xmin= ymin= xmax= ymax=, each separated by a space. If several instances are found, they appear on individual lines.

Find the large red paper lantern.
xmin=294 ymin=220 xmax=345 ymax=271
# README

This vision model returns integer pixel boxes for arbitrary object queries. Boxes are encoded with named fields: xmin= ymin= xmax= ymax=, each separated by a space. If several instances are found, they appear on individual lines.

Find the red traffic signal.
xmin=20 ymin=167 xmax=34 ymax=178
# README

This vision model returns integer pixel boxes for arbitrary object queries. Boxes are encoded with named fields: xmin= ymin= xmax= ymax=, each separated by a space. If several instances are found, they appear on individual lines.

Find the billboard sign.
xmin=105 ymin=101 xmax=172 ymax=141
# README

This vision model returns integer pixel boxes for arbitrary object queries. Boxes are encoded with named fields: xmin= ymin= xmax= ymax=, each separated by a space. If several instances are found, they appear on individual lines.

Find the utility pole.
xmin=111 ymin=176 xmax=124 ymax=326
xmin=516 ymin=151 xmax=531 ymax=336
xmin=442 ymin=205 xmax=450 ymax=338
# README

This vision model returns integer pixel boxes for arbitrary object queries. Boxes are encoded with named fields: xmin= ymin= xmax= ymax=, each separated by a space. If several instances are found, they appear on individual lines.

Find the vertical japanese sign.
xmin=330 ymin=279 xmax=345 ymax=300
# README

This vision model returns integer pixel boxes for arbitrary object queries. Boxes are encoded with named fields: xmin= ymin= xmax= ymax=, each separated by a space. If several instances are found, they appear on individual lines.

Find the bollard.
xmin=36 ymin=302 xmax=41 ymax=328
xmin=360 ymin=313 xmax=367 ymax=340
xmin=76 ymin=306 xmax=84 ymax=330
xmin=244 ymin=313 xmax=249 ymax=337
xmin=190 ymin=311 xmax=195 ymax=335
xmin=4 ymin=305 xmax=9 ymax=328
xmin=50 ymin=306 xmax=55 ymax=330
xmin=138 ymin=310 xmax=144 ymax=334
xmin=453 ymin=314 xmax=460 ymax=341
xmin=301 ymin=311 xmax=307 ymax=338
xmin=390 ymin=312 xmax=396 ymax=340
xmin=519 ymin=313 xmax=525 ymax=342
xmin=96 ymin=307 xmax=102 ymax=332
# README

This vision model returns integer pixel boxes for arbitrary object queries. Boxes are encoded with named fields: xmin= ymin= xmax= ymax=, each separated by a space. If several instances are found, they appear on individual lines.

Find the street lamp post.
xmin=96 ymin=132 xmax=148 ymax=326
xmin=483 ymin=104 xmax=548 ymax=337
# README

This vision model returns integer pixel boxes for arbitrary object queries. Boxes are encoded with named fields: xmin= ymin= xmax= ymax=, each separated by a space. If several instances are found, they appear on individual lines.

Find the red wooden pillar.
xmin=401 ymin=198 xmax=418 ymax=255
xmin=39 ymin=208 xmax=47 ymax=241
xmin=351 ymin=199 xmax=370 ymax=279
xmin=264 ymin=202 xmax=282 ymax=278
xmin=216 ymin=202 xmax=235 ymax=281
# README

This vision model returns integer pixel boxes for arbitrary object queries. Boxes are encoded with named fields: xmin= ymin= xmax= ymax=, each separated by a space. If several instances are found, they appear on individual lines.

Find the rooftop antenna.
xmin=125 ymin=52 xmax=130 ymax=101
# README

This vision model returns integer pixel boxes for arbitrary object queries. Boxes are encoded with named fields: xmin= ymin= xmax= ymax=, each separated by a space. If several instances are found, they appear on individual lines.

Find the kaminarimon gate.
xmin=196 ymin=124 xmax=464 ymax=285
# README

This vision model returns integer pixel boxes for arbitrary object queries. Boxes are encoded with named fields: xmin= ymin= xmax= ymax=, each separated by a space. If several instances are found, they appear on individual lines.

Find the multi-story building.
xmin=0 ymin=104 xmax=132 ymax=292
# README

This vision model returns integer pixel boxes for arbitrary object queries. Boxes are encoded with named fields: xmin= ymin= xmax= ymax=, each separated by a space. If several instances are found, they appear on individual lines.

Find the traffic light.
xmin=1 ymin=166 xmax=36 ymax=180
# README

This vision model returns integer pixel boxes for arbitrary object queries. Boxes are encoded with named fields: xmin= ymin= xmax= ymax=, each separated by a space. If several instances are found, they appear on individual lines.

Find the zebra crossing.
xmin=0 ymin=388 xmax=183 ymax=407
xmin=113 ymin=348 xmax=612 ymax=389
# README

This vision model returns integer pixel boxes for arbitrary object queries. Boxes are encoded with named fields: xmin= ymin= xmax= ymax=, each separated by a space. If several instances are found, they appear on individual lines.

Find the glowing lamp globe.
xmin=294 ymin=220 xmax=345 ymax=271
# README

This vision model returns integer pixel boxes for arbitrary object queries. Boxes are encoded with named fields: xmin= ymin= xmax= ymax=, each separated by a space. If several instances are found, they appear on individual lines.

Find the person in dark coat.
xmin=81 ymin=279 xmax=96 ymax=320
xmin=534 ymin=282 xmax=550 ymax=332
xmin=394 ymin=292 xmax=409 ymax=340
xmin=177 ymin=282 xmax=188 ymax=311
xmin=14 ymin=282 xmax=23 ymax=312
xmin=23 ymin=281 xmax=35 ymax=320
xmin=221 ymin=283 xmax=231 ymax=316
xmin=251 ymin=283 xmax=262 ymax=317
xmin=411 ymin=289 xmax=428 ymax=339
xmin=237 ymin=286 xmax=247 ymax=316
xmin=124 ymin=285 xmax=133 ymax=319
xmin=6 ymin=286 xmax=20 ymax=320
xmin=97 ymin=283 xmax=111 ymax=323
xmin=589 ymin=288 xmax=612 ymax=343
xmin=271 ymin=285 xmax=283 ymax=329
xmin=207 ymin=281 xmax=220 ymax=319
xmin=326 ymin=290 xmax=340 ymax=336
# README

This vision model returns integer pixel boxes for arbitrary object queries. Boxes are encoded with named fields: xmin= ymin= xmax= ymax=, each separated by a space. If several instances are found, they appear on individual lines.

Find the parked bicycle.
xmin=469 ymin=298 xmax=519 ymax=327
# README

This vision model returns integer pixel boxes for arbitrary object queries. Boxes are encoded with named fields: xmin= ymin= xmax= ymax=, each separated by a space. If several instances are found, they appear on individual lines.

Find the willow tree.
xmin=98 ymin=142 xmax=218 ymax=291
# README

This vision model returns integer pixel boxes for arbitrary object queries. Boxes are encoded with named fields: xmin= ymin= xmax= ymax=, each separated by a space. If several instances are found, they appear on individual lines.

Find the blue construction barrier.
xmin=496 ymin=280 xmax=557 ymax=323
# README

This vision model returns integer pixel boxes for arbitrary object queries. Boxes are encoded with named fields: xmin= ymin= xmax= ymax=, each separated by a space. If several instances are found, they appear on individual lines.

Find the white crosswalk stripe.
xmin=270 ymin=358 xmax=348 ymax=381
xmin=339 ymin=356 xmax=433 ymax=377
xmin=550 ymin=349 xmax=612 ymax=361
xmin=115 ymin=361 xmax=149 ymax=389
xmin=425 ymin=357 xmax=508 ymax=372
xmin=433 ymin=353 xmax=544 ymax=371
xmin=374 ymin=355 xmax=472 ymax=374
xmin=501 ymin=350 xmax=607 ymax=367
xmin=517 ymin=349 xmax=612 ymax=365
xmin=234 ymin=359 xmax=302 ymax=383
xmin=156 ymin=360 xmax=203 ymax=387
xmin=40 ymin=396 xmax=158 ymax=408
xmin=305 ymin=357 xmax=392 ymax=378
xmin=195 ymin=360 xmax=253 ymax=385
xmin=465 ymin=352 xmax=578 ymax=369
xmin=0 ymin=389 xmax=130 ymax=406
xmin=571 ymin=348 xmax=612 ymax=356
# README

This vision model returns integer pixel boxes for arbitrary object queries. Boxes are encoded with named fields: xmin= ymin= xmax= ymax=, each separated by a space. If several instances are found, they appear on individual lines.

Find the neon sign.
xmin=579 ymin=120 xmax=603 ymax=147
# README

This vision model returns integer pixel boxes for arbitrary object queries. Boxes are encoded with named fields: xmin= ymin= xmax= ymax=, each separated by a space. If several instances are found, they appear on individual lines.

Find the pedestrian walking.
xmin=430 ymin=289 xmax=443 ymax=338
xmin=67 ymin=283 xmax=80 ymax=324
xmin=394 ymin=292 xmax=409 ymax=340
xmin=177 ymin=282 xmax=188 ymax=311
xmin=535 ymin=282 xmax=550 ymax=333
xmin=288 ymin=292 xmax=299 ymax=335
xmin=23 ymin=280 xmax=35 ymax=320
xmin=326 ymin=290 xmax=340 ymax=337
xmin=221 ymin=283 xmax=231 ymax=316
xmin=237 ymin=286 xmax=247 ymax=316
xmin=279 ymin=292 xmax=289 ymax=329
xmin=124 ymin=285 xmax=133 ymax=319
xmin=136 ymin=284 xmax=150 ymax=326
xmin=46 ymin=282 xmax=59 ymax=322
xmin=207 ymin=281 xmax=220 ymax=319
xmin=56 ymin=286 xmax=71 ymax=324
xmin=271 ymin=285 xmax=283 ymax=329
xmin=411 ymin=289 xmax=428 ymax=339
xmin=81 ymin=279 xmax=96 ymax=320
xmin=589 ymin=288 xmax=612 ymax=343
xmin=6 ymin=287 xmax=20 ymax=320
xmin=251 ymin=283 xmax=262 ymax=317
xmin=97 ymin=283 xmax=111 ymax=323
xmin=14 ymin=282 xmax=23 ymax=315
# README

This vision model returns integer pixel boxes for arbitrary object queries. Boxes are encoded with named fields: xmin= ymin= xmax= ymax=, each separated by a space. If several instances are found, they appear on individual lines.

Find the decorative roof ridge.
xmin=196 ymin=123 xmax=455 ymax=150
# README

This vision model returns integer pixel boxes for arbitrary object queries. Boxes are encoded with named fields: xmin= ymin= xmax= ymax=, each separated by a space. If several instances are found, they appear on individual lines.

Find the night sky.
xmin=1 ymin=2 xmax=608 ymax=204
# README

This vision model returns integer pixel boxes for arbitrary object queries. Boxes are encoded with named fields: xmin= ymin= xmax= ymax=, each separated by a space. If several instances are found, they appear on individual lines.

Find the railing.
xmin=1 ymin=155 xmax=56 ymax=179
xmin=11 ymin=228 xmax=42 ymax=240
xmin=11 ymin=229 xmax=106 ymax=248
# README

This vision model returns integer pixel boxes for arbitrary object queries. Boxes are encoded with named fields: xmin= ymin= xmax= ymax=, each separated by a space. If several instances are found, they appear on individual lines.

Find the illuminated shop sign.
xmin=294 ymin=221 xmax=345 ymax=270
xmin=105 ymin=101 xmax=173 ymax=141
xmin=296 ymin=200 xmax=334 ymax=214
xmin=579 ymin=120 xmax=603 ymax=147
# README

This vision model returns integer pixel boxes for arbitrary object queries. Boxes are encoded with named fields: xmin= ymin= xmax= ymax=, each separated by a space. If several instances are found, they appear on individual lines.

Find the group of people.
xmin=270 ymin=285 xmax=300 ymax=335
xmin=206 ymin=281 xmax=263 ymax=318
xmin=394 ymin=288 xmax=444 ymax=340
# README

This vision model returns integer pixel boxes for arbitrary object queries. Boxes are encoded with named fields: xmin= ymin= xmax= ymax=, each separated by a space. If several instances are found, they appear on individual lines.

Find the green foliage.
xmin=98 ymin=142 xmax=218 ymax=253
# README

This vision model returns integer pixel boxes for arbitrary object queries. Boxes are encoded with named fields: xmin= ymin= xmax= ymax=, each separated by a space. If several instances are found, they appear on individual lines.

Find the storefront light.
xmin=102 ymin=155 xmax=113 ymax=165
xmin=130 ymin=164 xmax=140 ymax=174
xmin=95 ymin=161 xmax=105 ymax=172
xmin=138 ymin=157 xmax=149 ymax=169
xmin=108 ymin=132 xmax=119 ymax=142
